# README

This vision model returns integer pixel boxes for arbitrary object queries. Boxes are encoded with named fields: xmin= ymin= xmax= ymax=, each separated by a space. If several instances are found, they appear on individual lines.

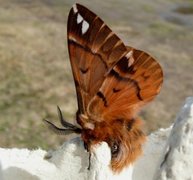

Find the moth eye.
xmin=111 ymin=142 xmax=119 ymax=157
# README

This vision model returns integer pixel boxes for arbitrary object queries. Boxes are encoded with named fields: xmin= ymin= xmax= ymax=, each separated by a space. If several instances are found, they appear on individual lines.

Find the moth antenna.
xmin=57 ymin=106 xmax=80 ymax=129
xmin=43 ymin=119 xmax=81 ymax=135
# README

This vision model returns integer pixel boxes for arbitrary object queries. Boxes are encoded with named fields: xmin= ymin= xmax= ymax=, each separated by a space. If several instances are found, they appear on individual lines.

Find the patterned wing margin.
xmin=67 ymin=3 xmax=128 ymax=114
xmin=88 ymin=48 xmax=163 ymax=121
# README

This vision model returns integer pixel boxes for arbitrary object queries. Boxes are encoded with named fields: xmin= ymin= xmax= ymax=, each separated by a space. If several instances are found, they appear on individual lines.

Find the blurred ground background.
xmin=0 ymin=0 xmax=192 ymax=149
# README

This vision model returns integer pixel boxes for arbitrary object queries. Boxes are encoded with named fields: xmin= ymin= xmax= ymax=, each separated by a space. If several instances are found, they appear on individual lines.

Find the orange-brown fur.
xmin=81 ymin=117 xmax=146 ymax=173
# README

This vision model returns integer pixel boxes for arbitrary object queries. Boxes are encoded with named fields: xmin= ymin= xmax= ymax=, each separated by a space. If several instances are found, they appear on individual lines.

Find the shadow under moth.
xmin=44 ymin=3 xmax=163 ymax=173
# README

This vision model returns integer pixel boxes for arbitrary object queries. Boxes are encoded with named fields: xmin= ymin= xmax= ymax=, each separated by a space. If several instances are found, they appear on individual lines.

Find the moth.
xmin=44 ymin=3 xmax=163 ymax=173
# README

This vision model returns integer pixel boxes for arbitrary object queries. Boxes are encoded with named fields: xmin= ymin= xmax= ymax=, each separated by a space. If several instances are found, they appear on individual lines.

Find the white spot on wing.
xmin=75 ymin=11 xmax=89 ymax=34
xmin=72 ymin=4 xmax=78 ymax=13
xmin=77 ymin=13 xmax=83 ymax=24
xmin=82 ymin=20 xmax=89 ymax=34
xmin=126 ymin=50 xmax=134 ymax=67
xmin=126 ymin=50 xmax=133 ymax=59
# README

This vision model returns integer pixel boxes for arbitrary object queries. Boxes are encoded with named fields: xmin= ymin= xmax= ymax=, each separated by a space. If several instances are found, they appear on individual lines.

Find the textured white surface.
xmin=0 ymin=139 xmax=133 ymax=180
xmin=0 ymin=97 xmax=193 ymax=180
xmin=133 ymin=127 xmax=171 ymax=180
xmin=154 ymin=97 xmax=193 ymax=180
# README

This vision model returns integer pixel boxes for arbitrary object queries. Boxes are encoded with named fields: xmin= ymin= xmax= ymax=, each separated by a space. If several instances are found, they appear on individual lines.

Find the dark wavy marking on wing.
xmin=110 ymin=69 xmax=143 ymax=101
xmin=88 ymin=48 xmax=163 ymax=121
xmin=68 ymin=39 xmax=107 ymax=69
xmin=97 ymin=91 xmax=108 ymax=107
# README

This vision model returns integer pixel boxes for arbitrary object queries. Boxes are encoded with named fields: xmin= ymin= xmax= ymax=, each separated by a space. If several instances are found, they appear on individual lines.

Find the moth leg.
xmin=44 ymin=119 xmax=81 ymax=135
xmin=57 ymin=106 xmax=80 ymax=129
xmin=84 ymin=142 xmax=89 ymax=151
xmin=88 ymin=152 xmax=91 ymax=170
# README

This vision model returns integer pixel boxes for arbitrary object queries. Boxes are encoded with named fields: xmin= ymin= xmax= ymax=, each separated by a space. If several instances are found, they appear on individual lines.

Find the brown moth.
xmin=44 ymin=3 xmax=163 ymax=173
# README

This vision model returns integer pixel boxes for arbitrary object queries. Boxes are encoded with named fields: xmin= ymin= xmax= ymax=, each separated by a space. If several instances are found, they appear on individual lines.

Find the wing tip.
xmin=71 ymin=3 xmax=87 ymax=13
xmin=72 ymin=4 xmax=78 ymax=13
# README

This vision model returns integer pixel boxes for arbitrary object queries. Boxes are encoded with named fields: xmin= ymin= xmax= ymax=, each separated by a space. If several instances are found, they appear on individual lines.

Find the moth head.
xmin=82 ymin=120 xmax=142 ymax=173
xmin=81 ymin=117 xmax=146 ymax=173
xmin=105 ymin=118 xmax=146 ymax=173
